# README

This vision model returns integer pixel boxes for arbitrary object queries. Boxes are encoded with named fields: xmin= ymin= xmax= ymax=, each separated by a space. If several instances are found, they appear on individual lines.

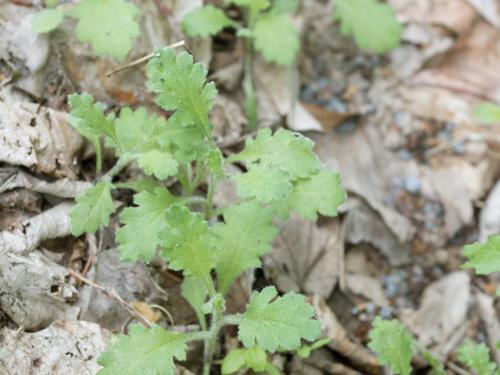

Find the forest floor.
xmin=1 ymin=0 xmax=500 ymax=374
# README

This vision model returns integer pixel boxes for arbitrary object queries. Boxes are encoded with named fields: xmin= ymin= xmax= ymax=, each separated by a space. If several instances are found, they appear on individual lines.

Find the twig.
xmin=69 ymin=269 xmax=153 ymax=328
xmin=105 ymin=40 xmax=186 ymax=77
xmin=446 ymin=361 xmax=472 ymax=375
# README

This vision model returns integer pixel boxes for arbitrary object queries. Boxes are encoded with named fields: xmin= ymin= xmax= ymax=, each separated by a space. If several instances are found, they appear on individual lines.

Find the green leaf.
xmin=226 ymin=0 xmax=271 ymax=13
xmin=117 ymin=187 xmax=178 ymax=262
xmin=163 ymin=112 xmax=208 ymax=163
xmin=297 ymin=338 xmax=331 ymax=358
xmin=68 ymin=93 xmax=115 ymax=171
xmin=234 ymin=163 xmax=292 ymax=204
xmin=253 ymin=12 xmax=300 ymax=65
xmin=181 ymin=277 xmax=208 ymax=330
xmin=182 ymin=5 xmax=235 ymax=38
xmin=114 ymin=177 xmax=157 ymax=193
xmin=421 ymin=350 xmax=446 ymax=375
xmin=458 ymin=342 xmax=497 ymax=375
xmin=463 ymin=235 xmax=500 ymax=275
xmin=368 ymin=317 xmax=413 ymax=375
xmin=72 ymin=0 xmax=139 ymax=60
xmin=136 ymin=150 xmax=179 ymax=181
xmin=208 ymin=148 xmax=225 ymax=180
xmin=112 ymin=107 xmax=168 ymax=156
xmin=274 ymin=169 xmax=346 ymax=220
xmin=159 ymin=205 xmax=217 ymax=288
xmin=147 ymin=48 xmax=217 ymax=139
xmin=32 ymin=8 xmax=64 ymax=33
xmin=228 ymin=128 xmax=320 ymax=180
xmin=97 ymin=324 xmax=186 ymax=375
xmin=334 ymin=0 xmax=402 ymax=53
xmin=474 ymin=102 xmax=500 ymax=124
xmin=236 ymin=286 xmax=321 ymax=352
xmin=70 ymin=182 xmax=114 ymax=236
xmin=214 ymin=201 xmax=278 ymax=294
xmin=222 ymin=346 xmax=278 ymax=375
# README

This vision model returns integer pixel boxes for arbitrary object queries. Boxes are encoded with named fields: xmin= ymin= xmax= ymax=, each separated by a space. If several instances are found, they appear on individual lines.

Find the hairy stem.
xmin=99 ymin=155 xmax=131 ymax=183
xmin=203 ymin=304 xmax=224 ymax=375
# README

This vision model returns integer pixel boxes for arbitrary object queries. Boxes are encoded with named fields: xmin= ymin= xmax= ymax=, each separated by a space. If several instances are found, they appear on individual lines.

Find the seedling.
xmin=68 ymin=47 xmax=346 ymax=374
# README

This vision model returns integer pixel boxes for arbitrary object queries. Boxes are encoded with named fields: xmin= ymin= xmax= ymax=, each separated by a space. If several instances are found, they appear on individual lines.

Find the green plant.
xmin=32 ymin=0 xmax=140 ymax=60
xmin=181 ymin=0 xmax=300 ymax=130
xmin=181 ymin=0 xmax=401 ymax=130
xmin=458 ymin=341 xmax=498 ymax=375
xmin=67 ymin=47 xmax=346 ymax=374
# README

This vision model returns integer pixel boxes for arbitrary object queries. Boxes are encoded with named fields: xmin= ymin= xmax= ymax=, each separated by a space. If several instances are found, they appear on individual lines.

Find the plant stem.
xmin=177 ymin=164 xmax=191 ymax=195
xmin=205 ymin=174 xmax=216 ymax=220
xmin=243 ymin=39 xmax=257 ymax=131
xmin=203 ymin=303 xmax=224 ymax=375
xmin=99 ymin=155 xmax=131 ymax=183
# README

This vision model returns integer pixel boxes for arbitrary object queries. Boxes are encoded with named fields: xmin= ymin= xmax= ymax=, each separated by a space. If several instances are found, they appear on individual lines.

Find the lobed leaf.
xmin=229 ymin=128 xmax=320 ymax=180
xmin=458 ymin=341 xmax=497 ymax=375
xmin=273 ymin=169 xmax=346 ymax=220
xmin=159 ymin=205 xmax=217 ymax=288
xmin=97 ymin=324 xmax=186 ymax=375
xmin=368 ymin=317 xmax=413 ymax=375
xmin=117 ymin=187 xmax=178 ymax=262
xmin=70 ymin=182 xmax=115 ymax=236
xmin=72 ymin=0 xmax=139 ymax=60
xmin=253 ymin=12 xmax=300 ymax=65
xmin=214 ymin=201 xmax=278 ymax=294
xmin=236 ymin=286 xmax=320 ymax=352
xmin=32 ymin=8 xmax=64 ymax=33
xmin=135 ymin=150 xmax=178 ymax=181
xmin=463 ymin=235 xmax=500 ymax=275
xmin=334 ymin=0 xmax=402 ymax=53
xmin=234 ymin=163 xmax=292 ymax=204
xmin=182 ymin=5 xmax=235 ymax=38
xmin=222 ymin=346 xmax=278 ymax=374
xmin=68 ymin=93 xmax=115 ymax=171
xmin=181 ymin=277 xmax=208 ymax=330
xmin=147 ymin=48 xmax=217 ymax=140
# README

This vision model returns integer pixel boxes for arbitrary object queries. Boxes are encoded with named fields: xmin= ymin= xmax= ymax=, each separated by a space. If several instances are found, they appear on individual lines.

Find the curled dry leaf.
xmin=264 ymin=215 xmax=343 ymax=298
xmin=0 ymin=167 xmax=93 ymax=198
xmin=0 ymin=320 xmax=111 ymax=375
xmin=0 ymin=250 xmax=79 ymax=330
xmin=0 ymin=102 xmax=84 ymax=179
xmin=0 ymin=202 xmax=73 ymax=253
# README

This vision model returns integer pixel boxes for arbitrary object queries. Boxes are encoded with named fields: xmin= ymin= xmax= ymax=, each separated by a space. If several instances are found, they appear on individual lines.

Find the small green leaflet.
xmin=147 ymin=48 xmax=217 ymax=139
xmin=463 ymin=235 xmax=500 ymax=275
xmin=334 ymin=0 xmax=402 ymax=53
xmin=474 ymin=102 xmax=500 ymax=124
xmin=68 ymin=93 xmax=116 ymax=172
xmin=234 ymin=163 xmax=292 ymax=204
xmin=253 ymin=12 xmax=300 ymax=65
xmin=458 ymin=342 xmax=497 ymax=375
xmin=97 ymin=324 xmax=186 ymax=375
xmin=159 ymin=205 xmax=217 ymax=289
xmin=297 ymin=338 xmax=331 ymax=358
xmin=182 ymin=5 xmax=235 ymax=38
xmin=72 ymin=0 xmax=139 ymax=60
xmin=236 ymin=286 xmax=320 ymax=352
xmin=112 ymin=107 xmax=178 ymax=180
xmin=274 ymin=169 xmax=346 ymax=220
xmin=136 ymin=150 xmax=179 ymax=181
xmin=70 ymin=182 xmax=114 ymax=236
xmin=228 ymin=128 xmax=320 ymax=180
xmin=368 ymin=317 xmax=413 ymax=375
xmin=222 ymin=346 xmax=279 ymax=375
xmin=181 ymin=277 xmax=208 ymax=330
xmin=214 ymin=201 xmax=278 ymax=294
xmin=32 ymin=8 xmax=64 ymax=33
xmin=117 ymin=187 xmax=177 ymax=262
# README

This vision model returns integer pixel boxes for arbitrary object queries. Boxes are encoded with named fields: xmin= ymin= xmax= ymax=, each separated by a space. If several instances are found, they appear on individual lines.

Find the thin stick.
xmin=105 ymin=40 xmax=186 ymax=77
xmin=69 ymin=269 xmax=153 ymax=328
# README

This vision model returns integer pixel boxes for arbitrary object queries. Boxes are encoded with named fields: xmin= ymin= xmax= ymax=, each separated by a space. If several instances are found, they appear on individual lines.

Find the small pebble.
xmin=365 ymin=302 xmax=376 ymax=315
xmin=404 ymin=176 xmax=421 ymax=194
xmin=379 ymin=306 xmax=393 ymax=319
